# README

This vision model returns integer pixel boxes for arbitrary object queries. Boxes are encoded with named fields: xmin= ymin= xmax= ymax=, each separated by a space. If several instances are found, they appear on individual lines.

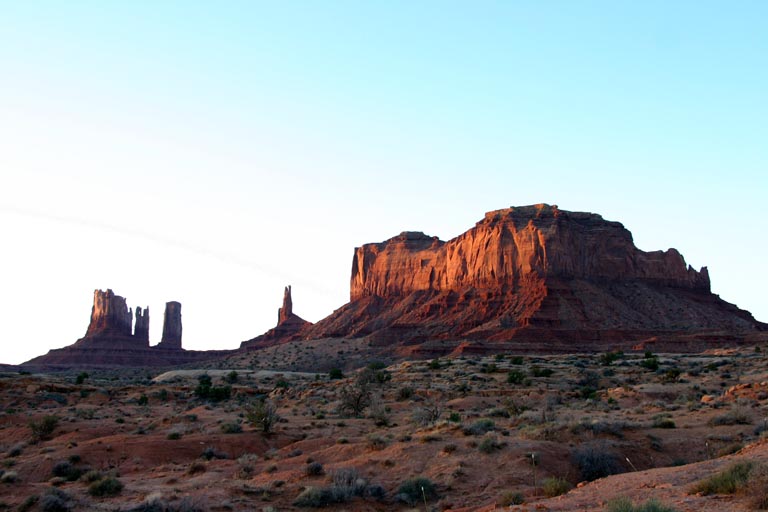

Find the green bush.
xmin=498 ymin=490 xmax=524 ymax=506
xmin=507 ymin=370 xmax=526 ymax=384
xmin=29 ymin=415 xmax=59 ymax=442
xmin=463 ymin=418 xmax=495 ymax=436
xmin=541 ymin=476 xmax=572 ymax=497
xmin=245 ymin=399 xmax=280 ymax=433
xmin=690 ymin=461 xmax=755 ymax=495
xmin=606 ymin=496 xmax=678 ymax=512
xmin=220 ymin=422 xmax=242 ymax=434
xmin=88 ymin=476 xmax=123 ymax=497
xmin=478 ymin=435 xmax=502 ymax=454
xmin=530 ymin=366 xmax=554 ymax=378
xmin=328 ymin=368 xmax=343 ymax=380
xmin=396 ymin=477 xmax=438 ymax=505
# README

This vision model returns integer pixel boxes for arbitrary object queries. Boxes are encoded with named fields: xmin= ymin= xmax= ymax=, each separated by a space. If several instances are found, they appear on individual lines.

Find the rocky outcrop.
xmin=241 ymin=286 xmax=312 ymax=350
xmin=24 ymin=291 xmax=232 ymax=368
xmin=158 ymin=301 xmax=182 ymax=350
xmin=134 ymin=307 xmax=149 ymax=343
xmin=84 ymin=289 xmax=133 ymax=338
xmin=304 ymin=204 xmax=765 ymax=351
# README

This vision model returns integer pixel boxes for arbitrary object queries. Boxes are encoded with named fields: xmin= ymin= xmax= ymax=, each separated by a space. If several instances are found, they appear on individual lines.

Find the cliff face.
xmin=84 ymin=289 xmax=133 ymax=338
xmin=350 ymin=204 xmax=709 ymax=301
xmin=306 ymin=204 xmax=763 ymax=351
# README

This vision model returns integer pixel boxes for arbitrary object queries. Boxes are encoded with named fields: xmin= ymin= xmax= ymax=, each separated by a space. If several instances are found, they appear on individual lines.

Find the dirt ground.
xmin=2 ymin=345 xmax=768 ymax=511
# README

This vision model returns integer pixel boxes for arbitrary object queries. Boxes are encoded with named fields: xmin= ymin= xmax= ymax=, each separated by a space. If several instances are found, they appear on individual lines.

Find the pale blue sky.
xmin=1 ymin=2 xmax=765 ymax=364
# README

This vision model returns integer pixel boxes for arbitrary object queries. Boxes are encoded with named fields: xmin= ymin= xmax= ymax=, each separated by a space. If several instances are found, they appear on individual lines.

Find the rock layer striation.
xmin=304 ymin=204 xmax=764 ymax=352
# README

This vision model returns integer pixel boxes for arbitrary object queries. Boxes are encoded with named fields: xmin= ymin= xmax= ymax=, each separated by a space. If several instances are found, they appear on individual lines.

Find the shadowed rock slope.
xmin=303 ymin=204 xmax=764 ymax=352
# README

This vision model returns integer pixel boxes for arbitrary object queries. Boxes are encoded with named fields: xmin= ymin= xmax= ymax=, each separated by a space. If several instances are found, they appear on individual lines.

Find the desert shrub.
xmin=29 ymin=415 xmax=59 ymax=442
xmin=187 ymin=461 xmax=207 ymax=475
xmin=746 ymin=463 xmax=768 ymax=509
xmin=167 ymin=431 xmax=182 ymax=440
xmin=0 ymin=470 xmax=18 ymax=483
xmin=331 ymin=467 xmax=367 ymax=498
xmin=510 ymin=356 xmax=524 ymax=364
xmin=661 ymin=368 xmax=681 ymax=383
xmin=137 ymin=394 xmax=149 ymax=406
xmin=507 ymin=370 xmax=526 ymax=384
xmin=245 ymin=399 xmax=280 ymax=433
xmin=530 ymin=366 xmax=554 ymax=378
xmin=397 ymin=386 xmax=414 ymax=401
xmin=478 ymin=435 xmax=502 ymax=454
xmin=7 ymin=443 xmax=24 ymax=457
xmin=40 ymin=488 xmax=72 ymax=512
xmin=411 ymin=397 xmax=443 ymax=426
xmin=366 ymin=433 xmax=388 ymax=450
xmin=220 ymin=422 xmax=242 ymax=434
xmin=428 ymin=358 xmax=441 ymax=370
xmin=51 ymin=461 xmax=83 ymax=481
xmin=542 ymin=476 xmax=572 ymax=497
xmin=357 ymin=366 xmax=391 ymax=385
xmin=293 ymin=486 xmax=335 ymax=507
xmin=328 ymin=368 xmax=343 ymax=380
xmin=236 ymin=453 xmax=259 ymax=479
xmin=498 ymin=490 xmax=524 ymax=506
xmin=599 ymin=351 xmax=623 ymax=366
xmin=88 ymin=476 xmax=123 ymax=497
xmin=571 ymin=443 xmax=624 ymax=481
xmin=652 ymin=417 xmax=676 ymax=429
xmin=225 ymin=370 xmax=239 ymax=383
xmin=640 ymin=357 xmax=659 ymax=371
xmin=396 ymin=477 xmax=438 ymax=505
xmin=194 ymin=374 xmax=231 ymax=401
xmin=75 ymin=372 xmax=89 ymax=384
xmin=305 ymin=461 xmax=324 ymax=476
xmin=710 ymin=406 xmax=752 ymax=426
xmin=690 ymin=461 xmax=755 ymax=495
xmin=606 ymin=497 xmax=678 ymax=512
xmin=18 ymin=495 xmax=39 ymax=512
xmin=463 ymin=418 xmax=495 ymax=436
xmin=80 ymin=469 xmax=103 ymax=483
xmin=368 ymin=397 xmax=391 ymax=427
xmin=338 ymin=383 xmax=371 ymax=417
xmin=200 ymin=446 xmax=228 ymax=460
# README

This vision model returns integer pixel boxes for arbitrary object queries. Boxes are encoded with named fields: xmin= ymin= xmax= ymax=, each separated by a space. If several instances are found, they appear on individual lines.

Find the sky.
xmin=0 ymin=2 xmax=766 ymax=365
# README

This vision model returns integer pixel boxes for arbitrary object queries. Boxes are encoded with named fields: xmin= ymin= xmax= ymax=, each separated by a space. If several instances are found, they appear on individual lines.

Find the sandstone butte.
xmin=301 ymin=204 xmax=765 ymax=354
xmin=24 ymin=289 xmax=233 ymax=368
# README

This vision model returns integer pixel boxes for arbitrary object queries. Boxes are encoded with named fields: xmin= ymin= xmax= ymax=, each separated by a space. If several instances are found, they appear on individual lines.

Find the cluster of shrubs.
xmin=293 ymin=467 xmax=386 ymax=507
xmin=193 ymin=374 xmax=231 ymax=401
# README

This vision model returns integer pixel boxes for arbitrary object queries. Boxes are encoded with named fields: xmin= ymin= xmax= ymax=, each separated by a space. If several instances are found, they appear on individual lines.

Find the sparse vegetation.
xmin=29 ymin=415 xmax=59 ymax=442
xmin=396 ymin=477 xmax=438 ymax=505
xmin=606 ymin=497 xmax=679 ymax=512
xmin=690 ymin=461 xmax=755 ymax=495
xmin=541 ymin=476 xmax=572 ymax=497
xmin=245 ymin=399 xmax=280 ymax=433
xmin=88 ymin=476 xmax=123 ymax=497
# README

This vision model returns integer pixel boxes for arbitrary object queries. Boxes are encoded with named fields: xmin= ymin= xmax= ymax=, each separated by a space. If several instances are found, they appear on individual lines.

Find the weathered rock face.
xmin=158 ymin=302 xmax=182 ymax=350
xmin=134 ymin=307 xmax=149 ymax=343
xmin=350 ymin=204 xmax=709 ymax=301
xmin=305 ymin=204 xmax=764 ymax=351
xmin=84 ymin=289 xmax=133 ymax=338
xmin=241 ymin=286 xmax=312 ymax=350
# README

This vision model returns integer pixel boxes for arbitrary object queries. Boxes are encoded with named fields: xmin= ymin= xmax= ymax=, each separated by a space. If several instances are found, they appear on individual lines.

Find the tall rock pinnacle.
xmin=134 ymin=306 xmax=150 ymax=344
xmin=159 ymin=301 xmax=182 ymax=349
xmin=278 ymin=286 xmax=293 ymax=325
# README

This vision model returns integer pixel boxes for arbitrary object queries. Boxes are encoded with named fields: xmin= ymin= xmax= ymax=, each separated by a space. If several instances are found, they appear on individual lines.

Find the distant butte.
xmin=301 ymin=204 xmax=765 ymax=354
xmin=23 ymin=289 xmax=232 ymax=368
